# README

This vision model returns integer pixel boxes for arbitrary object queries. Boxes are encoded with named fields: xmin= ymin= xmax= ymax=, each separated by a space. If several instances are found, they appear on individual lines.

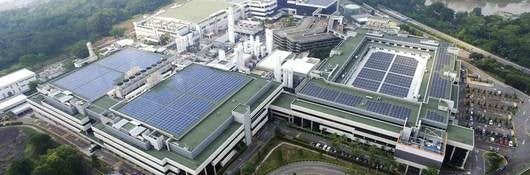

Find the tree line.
xmin=0 ymin=0 xmax=171 ymax=69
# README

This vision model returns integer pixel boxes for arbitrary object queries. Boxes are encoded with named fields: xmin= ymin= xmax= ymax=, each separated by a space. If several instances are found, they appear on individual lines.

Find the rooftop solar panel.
xmin=384 ymin=73 xmax=413 ymax=88
xmin=335 ymin=92 xmax=362 ymax=107
xmin=426 ymin=111 xmax=445 ymax=123
xmin=52 ymin=48 xmax=162 ymax=101
xmin=118 ymin=64 xmax=250 ymax=138
xmin=393 ymin=55 xmax=418 ymax=68
xmin=389 ymin=63 xmax=416 ymax=77
xmin=352 ymin=77 xmax=381 ymax=92
xmin=380 ymin=83 xmax=409 ymax=98
xmin=429 ymin=73 xmax=449 ymax=98
xmin=365 ymin=101 xmax=410 ymax=121
xmin=357 ymin=68 xmax=386 ymax=82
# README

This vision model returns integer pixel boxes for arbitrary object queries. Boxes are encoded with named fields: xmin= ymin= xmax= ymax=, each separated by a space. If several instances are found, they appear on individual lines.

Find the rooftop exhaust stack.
xmin=235 ymin=43 xmax=244 ymax=71
xmin=218 ymin=49 xmax=226 ymax=61
xmin=274 ymin=54 xmax=282 ymax=82
xmin=265 ymin=29 xmax=273 ymax=54
xmin=227 ymin=7 xmax=236 ymax=44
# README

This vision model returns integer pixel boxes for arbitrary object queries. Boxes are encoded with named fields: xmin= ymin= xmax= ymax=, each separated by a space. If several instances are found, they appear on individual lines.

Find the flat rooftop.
xmin=157 ymin=0 xmax=231 ymax=23
xmin=0 ymin=68 xmax=34 ymax=88
xmin=116 ymin=64 xmax=250 ymax=139
xmin=108 ymin=64 xmax=279 ymax=150
xmin=446 ymin=124 xmax=474 ymax=146
xmin=52 ymin=48 xmax=163 ymax=101
xmin=299 ymin=78 xmax=420 ymax=127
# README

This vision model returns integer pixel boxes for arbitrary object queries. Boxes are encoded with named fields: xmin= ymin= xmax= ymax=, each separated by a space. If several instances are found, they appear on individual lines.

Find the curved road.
xmin=267 ymin=161 xmax=346 ymax=175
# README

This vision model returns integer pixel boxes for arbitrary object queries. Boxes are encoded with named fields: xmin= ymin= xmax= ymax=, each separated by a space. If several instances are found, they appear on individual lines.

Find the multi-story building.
xmin=28 ymin=47 xmax=282 ymax=175
xmin=273 ymin=16 xmax=342 ymax=53
xmin=134 ymin=0 xmax=246 ymax=43
xmin=269 ymin=31 xmax=473 ymax=174
xmin=0 ymin=68 xmax=36 ymax=101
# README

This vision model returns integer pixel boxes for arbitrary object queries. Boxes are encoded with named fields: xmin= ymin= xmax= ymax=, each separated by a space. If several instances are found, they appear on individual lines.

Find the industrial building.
xmin=269 ymin=31 xmax=473 ymax=174
xmin=134 ymin=0 xmax=246 ymax=44
xmin=28 ymin=47 xmax=282 ymax=175
xmin=0 ymin=68 xmax=36 ymax=101
xmin=273 ymin=16 xmax=342 ymax=53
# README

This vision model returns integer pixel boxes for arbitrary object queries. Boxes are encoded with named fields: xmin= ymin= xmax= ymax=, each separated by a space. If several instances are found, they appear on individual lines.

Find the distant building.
xmin=134 ymin=0 xmax=246 ymax=43
xmin=0 ymin=68 xmax=36 ymax=101
xmin=273 ymin=16 xmax=341 ymax=53
xmin=279 ymin=0 xmax=338 ymax=16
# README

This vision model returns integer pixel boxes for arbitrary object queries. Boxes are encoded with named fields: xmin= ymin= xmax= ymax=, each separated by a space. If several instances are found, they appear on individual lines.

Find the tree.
xmin=275 ymin=149 xmax=284 ymax=163
xmin=241 ymin=162 xmax=256 ymax=175
xmin=469 ymin=52 xmax=484 ymax=60
xmin=6 ymin=158 xmax=33 ymax=175
xmin=32 ymin=145 xmax=84 ymax=175
xmin=67 ymin=41 xmax=89 ymax=59
xmin=159 ymin=33 xmax=172 ymax=45
xmin=471 ymin=7 xmax=482 ymax=16
xmin=422 ymin=166 xmax=438 ymax=175
xmin=26 ymin=133 xmax=56 ymax=158
xmin=19 ymin=53 xmax=47 ymax=67
xmin=91 ymin=154 xmax=101 ymax=169
xmin=110 ymin=27 xmax=126 ymax=38
xmin=28 ymin=81 xmax=39 ymax=94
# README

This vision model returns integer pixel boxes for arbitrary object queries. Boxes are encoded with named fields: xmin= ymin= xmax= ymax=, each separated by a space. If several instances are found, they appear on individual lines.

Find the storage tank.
xmin=343 ymin=4 xmax=362 ymax=16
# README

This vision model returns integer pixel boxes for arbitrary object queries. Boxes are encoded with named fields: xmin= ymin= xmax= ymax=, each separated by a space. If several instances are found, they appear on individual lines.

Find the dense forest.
xmin=359 ymin=0 xmax=530 ymax=68
xmin=0 ymin=0 xmax=171 ymax=69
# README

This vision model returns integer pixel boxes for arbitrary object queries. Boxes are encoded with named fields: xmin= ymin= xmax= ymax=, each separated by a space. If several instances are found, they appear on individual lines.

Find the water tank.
xmin=343 ymin=4 xmax=362 ymax=16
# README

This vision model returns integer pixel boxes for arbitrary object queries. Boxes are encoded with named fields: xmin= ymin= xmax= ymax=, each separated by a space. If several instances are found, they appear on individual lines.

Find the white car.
xmin=509 ymin=141 xmax=514 ymax=147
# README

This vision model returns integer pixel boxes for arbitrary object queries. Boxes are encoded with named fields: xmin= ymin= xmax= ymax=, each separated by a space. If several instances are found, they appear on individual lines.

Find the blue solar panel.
xmin=318 ymin=88 xmax=339 ymax=101
xmin=119 ymin=64 xmax=250 ymax=138
xmin=389 ymin=106 xmax=411 ymax=120
xmin=393 ymin=55 xmax=418 ymax=68
xmin=384 ymin=73 xmax=413 ymax=88
xmin=352 ymin=77 xmax=380 ymax=92
xmin=429 ymin=73 xmax=449 ymax=98
xmin=299 ymin=83 xmax=363 ymax=108
xmin=335 ymin=92 xmax=362 ymax=107
xmin=426 ymin=111 xmax=445 ymax=123
xmin=52 ymin=48 xmax=162 ymax=101
xmin=357 ymin=68 xmax=386 ymax=82
xmin=380 ymin=83 xmax=409 ymax=98
xmin=366 ymin=101 xmax=410 ymax=120
xmin=300 ymin=83 xmax=323 ymax=97
xmin=389 ymin=64 xmax=416 ymax=77
xmin=364 ymin=59 xmax=392 ymax=71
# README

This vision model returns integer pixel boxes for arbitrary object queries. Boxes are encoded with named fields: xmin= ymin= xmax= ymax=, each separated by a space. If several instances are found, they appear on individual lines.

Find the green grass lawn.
xmin=484 ymin=151 xmax=507 ymax=174
xmin=255 ymin=143 xmax=386 ymax=175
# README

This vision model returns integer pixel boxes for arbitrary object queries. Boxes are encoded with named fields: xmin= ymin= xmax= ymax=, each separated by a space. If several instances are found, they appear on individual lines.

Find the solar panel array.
xmin=352 ymin=78 xmax=380 ymax=92
xmin=365 ymin=101 xmax=411 ymax=120
xmin=429 ymin=73 xmax=450 ymax=98
xmin=364 ymin=52 xmax=394 ymax=71
xmin=300 ymin=82 xmax=362 ymax=107
xmin=428 ymin=43 xmax=452 ymax=99
xmin=425 ymin=111 xmax=445 ymax=123
xmin=119 ymin=65 xmax=249 ymax=137
xmin=53 ymin=48 xmax=162 ymax=101
xmin=352 ymin=52 xmax=419 ymax=98
xmin=300 ymin=82 xmax=412 ymax=121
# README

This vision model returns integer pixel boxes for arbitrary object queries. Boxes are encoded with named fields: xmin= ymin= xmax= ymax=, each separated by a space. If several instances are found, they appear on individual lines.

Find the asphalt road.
xmin=267 ymin=161 xmax=346 ymax=175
